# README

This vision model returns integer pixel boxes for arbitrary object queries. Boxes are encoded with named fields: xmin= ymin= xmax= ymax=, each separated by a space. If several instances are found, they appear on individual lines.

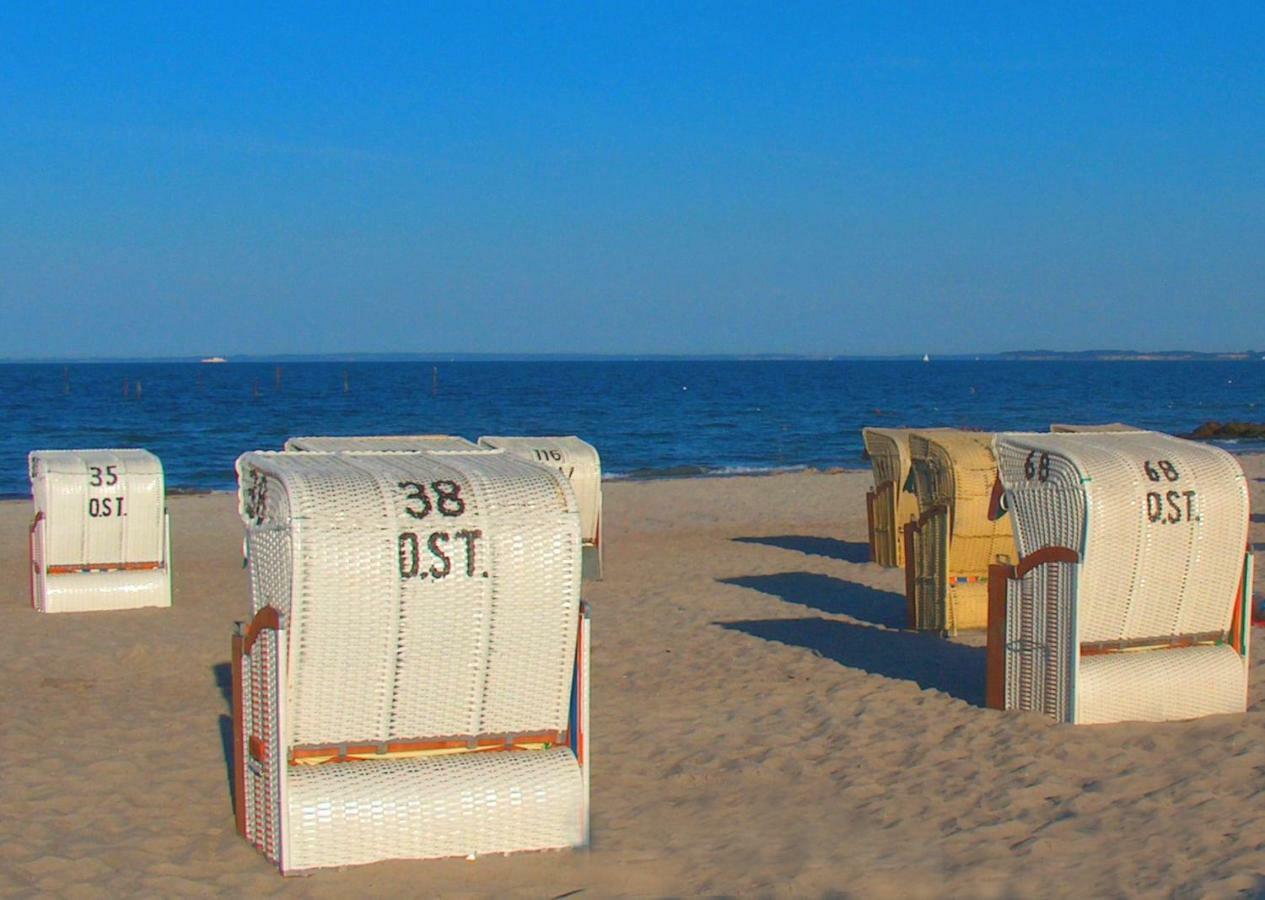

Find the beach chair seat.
xmin=283 ymin=434 xmax=478 ymax=451
xmin=28 ymin=449 xmax=171 ymax=612
xmin=902 ymin=431 xmax=1015 ymax=633
xmin=477 ymin=436 xmax=603 ymax=580
xmin=987 ymin=431 xmax=1250 ymax=724
xmin=861 ymin=428 xmax=919 ymax=568
xmin=232 ymin=449 xmax=589 ymax=873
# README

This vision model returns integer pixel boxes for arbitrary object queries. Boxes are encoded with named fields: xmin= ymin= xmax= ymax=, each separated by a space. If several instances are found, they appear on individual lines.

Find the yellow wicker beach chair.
xmin=987 ymin=432 xmax=1251 ymax=724
xmin=1049 ymin=423 xmax=1141 ymax=433
xmin=477 ymin=436 xmax=603 ymax=580
xmin=861 ymin=428 xmax=920 ymax=568
xmin=28 ymin=449 xmax=171 ymax=612
xmin=903 ymin=430 xmax=1016 ymax=634
xmin=232 ymin=449 xmax=589 ymax=873
xmin=283 ymin=434 xmax=478 ymax=451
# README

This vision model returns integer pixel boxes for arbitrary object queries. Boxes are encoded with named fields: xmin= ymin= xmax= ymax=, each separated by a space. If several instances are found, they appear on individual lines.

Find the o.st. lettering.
xmin=1146 ymin=490 xmax=1198 ymax=524
xmin=395 ymin=480 xmax=484 ymax=580
xmin=397 ymin=528 xmax=484 ymax=581
xmin=88 ymin=496 xmax=126 ymax=518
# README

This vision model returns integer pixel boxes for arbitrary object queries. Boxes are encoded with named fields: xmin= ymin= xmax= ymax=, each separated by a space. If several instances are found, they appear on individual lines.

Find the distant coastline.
xmin=998 ymin=350 xmax=1264 ymax=362
xmin=1 ymin=350 xmax=1263 ymax=364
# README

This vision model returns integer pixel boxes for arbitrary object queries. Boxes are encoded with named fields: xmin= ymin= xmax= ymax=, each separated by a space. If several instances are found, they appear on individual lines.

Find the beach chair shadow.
xmin=717 ymin=616 xmax=986 ymax=706
xmin=718 ymin=572 xmax=907 ymax=628
xmin=211 ymin=663 xmax=235 ymax=813
xmin=732 ymin=535 xmax=871 ymax=563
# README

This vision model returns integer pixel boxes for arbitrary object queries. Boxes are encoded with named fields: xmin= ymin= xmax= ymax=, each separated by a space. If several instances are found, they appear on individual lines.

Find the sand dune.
xmin=2 ymin=464 xmax=1263 ymax=896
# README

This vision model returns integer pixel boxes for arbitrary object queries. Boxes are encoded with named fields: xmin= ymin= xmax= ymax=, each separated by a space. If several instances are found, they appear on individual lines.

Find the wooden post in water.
xmin=136 ymin=380 xmax=142 ymax=399
xmin=123 ymin=377 xmax=130 ymax=398
xmin=253 ymin=379 xmax=260 ymax=399
xmin=432 ymin=366 xmax=438 ymax=397
xmin=343 ymin=368 xmax=350 ymax=394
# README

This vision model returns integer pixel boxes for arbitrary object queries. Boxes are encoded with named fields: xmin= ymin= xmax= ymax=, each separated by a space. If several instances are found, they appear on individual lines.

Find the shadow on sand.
xmin=733 ymin=535 xmax=871 ymax=563
xmin=212 ymin=662 xmax=236 ymax=813
xmin=719 ymin=571 xmax=907 ymax=628
xmin=717 ymin=616 xmax=986 ymax=706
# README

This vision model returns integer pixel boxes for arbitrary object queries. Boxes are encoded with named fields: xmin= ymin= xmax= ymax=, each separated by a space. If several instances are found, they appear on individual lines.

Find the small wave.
xmin=605 ymin=463 xmax=852 ymax=481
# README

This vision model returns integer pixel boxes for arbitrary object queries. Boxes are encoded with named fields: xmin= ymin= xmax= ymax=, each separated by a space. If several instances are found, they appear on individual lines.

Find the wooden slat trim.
xmin=1013 ymin=546 xmax=1080 ymax=579
xmin=1079 ymin=631 xmax=1227 ymax=656
xmin=47 ymin=560 xmax=164 ymax=575
xmin=289 ymin=730 xmax=567 ymax=764
xmin=241 ymin=607 xmax=281 ymax=655
xmin=985 ymin=562 xmax=1015 ymax=710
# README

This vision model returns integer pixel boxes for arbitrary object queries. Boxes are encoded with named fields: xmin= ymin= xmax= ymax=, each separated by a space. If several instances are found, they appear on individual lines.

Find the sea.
xmin=2 ymin=359 xmax=1263 ymax=496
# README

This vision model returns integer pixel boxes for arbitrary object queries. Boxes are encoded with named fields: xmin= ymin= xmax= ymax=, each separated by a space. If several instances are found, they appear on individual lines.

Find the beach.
xmin=3 ymin=461 xmax=1264 ymax=897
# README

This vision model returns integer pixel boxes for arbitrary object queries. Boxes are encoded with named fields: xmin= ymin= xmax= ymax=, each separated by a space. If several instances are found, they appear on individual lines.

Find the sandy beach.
xmin=3 ymin=459 xmax=1264 ymax=897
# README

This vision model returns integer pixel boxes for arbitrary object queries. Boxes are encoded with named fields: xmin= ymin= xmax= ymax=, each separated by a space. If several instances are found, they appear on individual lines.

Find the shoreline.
xmin=2 ymin=462 xmax=1262 ymax=895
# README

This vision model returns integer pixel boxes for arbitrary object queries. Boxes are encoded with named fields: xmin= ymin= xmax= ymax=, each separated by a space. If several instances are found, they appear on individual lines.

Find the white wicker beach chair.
xmin=861 ymin=428 xmax=919 ymax=568
xmin=232 ymin=449 xmax=589 ymax=873
xmin=477 ymin=436 xmax=603 ymax=580
xmin=987 ymin=432 xmax=1251 ymax=724
xmin=283 ymin=434 xmax=478 ymax=452
xmin=28 ymin=449 xmax=171 ymax=613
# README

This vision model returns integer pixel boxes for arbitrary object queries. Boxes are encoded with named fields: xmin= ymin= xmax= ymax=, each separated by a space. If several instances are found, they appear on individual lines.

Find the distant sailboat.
xmin=200 ymin=356 xmax=228 ymax=364
xmin=922 ymin=353 xmax=930 ymax=363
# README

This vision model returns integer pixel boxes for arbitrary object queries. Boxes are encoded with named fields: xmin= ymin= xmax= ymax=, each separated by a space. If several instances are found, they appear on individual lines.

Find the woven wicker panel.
xmin=41 ymin=569 xmax=170 ymax=613
xmin=945 ymin=581 xmax=989 ymax=632
xmin=861 ymin=428 xmax=919 ymax=568
xmin=284 ymin=435 xmax=479 ymax=452
xmin=243 ymin=629 xmax=285 ymax=864
xmin=285 ymin=747 xmax=583 ymax=870
xmin=911 ymin=510 xmax=948 ymax=631
xmin=476 ymin=437 xmax=601 ymax=549
xmin=235 ymin=450 xmax=581 ymax=747
xmin=29 ymin=449 xmax=165 ymax=568
xmin=906 ymin=430 xmax=1015 ymax=632
xmin=1077 ymin=644 xmax=1247 ymax=723
xmin=1004 ymin=562 xmax=1073 ymax=722
xmin=995 ymin=432 xmax=1249 ymax=645
xmin=246 ymin=527 xmax=292 ymax=618
xmin=908 ymin=430 xmax=1015 ymax=571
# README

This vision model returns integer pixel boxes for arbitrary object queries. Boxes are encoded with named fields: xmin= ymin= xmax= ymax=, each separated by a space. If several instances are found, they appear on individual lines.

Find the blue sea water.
xmin=1 ymin=359 xmax=1263 ymax=496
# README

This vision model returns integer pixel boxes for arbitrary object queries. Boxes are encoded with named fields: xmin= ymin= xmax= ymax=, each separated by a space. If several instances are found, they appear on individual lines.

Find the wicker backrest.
xmin=29 ymin=449 xmax=166 ymax=567
xmin=862 ymin=428 xmax=913 ymax=488
xmin=477 ymin=437 xmax=601 ymax=546
xmin=907 ymin=430 xmax=1014 ymax=574
xmin=994 ymin=432 xmax=1249 ymax=644
xmin=236 ymin=450 xmax=582 ymax=748
xmin=284 ymin=435 xmax=478 ymax=452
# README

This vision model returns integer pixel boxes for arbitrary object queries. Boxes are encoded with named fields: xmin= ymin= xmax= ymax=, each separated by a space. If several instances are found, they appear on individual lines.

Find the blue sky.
xmin=1 ymin=3 xmax=1261 ymax=358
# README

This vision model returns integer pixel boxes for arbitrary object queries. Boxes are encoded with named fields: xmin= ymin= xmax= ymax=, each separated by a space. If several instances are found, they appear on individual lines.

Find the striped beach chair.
xmin=232 ymin=449 xmax=589 ymax=873
xmin=988 ymin=431 xmax=1251 ymax=724
xmin=477 ymin=436 xmax=603 ymax=580
xmin=28 ymin=449 xmax=171 ymax=612
xmin=283 ymin=434 xmax=478 ymax=452
xmin=903 ymin=430 xmax=1016 ymax=634
xmin=862 ymin=427 xmax=919 ymax=568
